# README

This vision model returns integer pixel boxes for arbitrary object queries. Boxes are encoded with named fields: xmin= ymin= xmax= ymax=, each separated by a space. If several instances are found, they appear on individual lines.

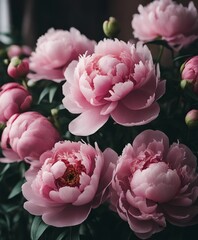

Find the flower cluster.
xmin=1 ymin=0 xmax=198 ymax=240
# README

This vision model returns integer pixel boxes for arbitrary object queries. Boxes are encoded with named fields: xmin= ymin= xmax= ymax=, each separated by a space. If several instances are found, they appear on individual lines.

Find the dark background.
xmin=9 ymin=0 xmax=198 ymax=47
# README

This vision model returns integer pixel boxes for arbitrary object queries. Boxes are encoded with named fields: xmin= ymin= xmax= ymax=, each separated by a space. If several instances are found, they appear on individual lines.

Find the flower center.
xmin=55 ymin=161 xmax=86 ymax=188
xmin=131 ymin=150 xmax=161 ymax=174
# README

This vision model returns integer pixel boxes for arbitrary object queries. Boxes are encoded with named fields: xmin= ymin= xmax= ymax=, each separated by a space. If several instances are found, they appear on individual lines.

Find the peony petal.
xmin=23 ymin=201 xmax=46 ymax=215
xmin=111 ymin=102 xmax=160 ymax=126
xmin=50 ymin=161 xmax=66 ymax=179
xmin=42 ymin=204 xmax=91 ymax=227
xmin=68 ymin=108 xmax=109 ymax=136
xmin=58 ymin=186 xmax=81 ymax=203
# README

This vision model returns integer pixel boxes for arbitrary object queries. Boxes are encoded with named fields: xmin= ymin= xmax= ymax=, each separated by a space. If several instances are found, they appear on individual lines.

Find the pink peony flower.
xmin=0 ymin=82 xmax=32 ymax=123
xmin=62 ymin=39 xmax=165 ymax=136
xmin=110 ymin=130 xmax=198 ymax=239
xmin=181 ymin=56 xmax=198 ymax=94
xmin=28 ymin=27 xmax=96 ymax=82
xmin=22 ymin=140 xmax=118 ymax=227
xmin=7 ymin=57 xmax=29 ymax=79
xmin=0 ymin=111 xmax=61 ymax=163
xmin=131 ymin=0 xmax=198 ymax=51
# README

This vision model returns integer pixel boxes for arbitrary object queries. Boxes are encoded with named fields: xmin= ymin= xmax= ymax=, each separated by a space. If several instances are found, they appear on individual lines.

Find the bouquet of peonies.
xmin=1 ymin=0 xmax=198 ymax=239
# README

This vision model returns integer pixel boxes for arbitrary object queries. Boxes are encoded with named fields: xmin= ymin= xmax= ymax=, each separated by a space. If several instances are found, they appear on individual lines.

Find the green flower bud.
xmin=185 ymin=109 xmax=198 ymax=128
xmin=103 ymin=17 xmax=120 ymax=38
xmin=180 ymin=79 xmax=193 ymax=91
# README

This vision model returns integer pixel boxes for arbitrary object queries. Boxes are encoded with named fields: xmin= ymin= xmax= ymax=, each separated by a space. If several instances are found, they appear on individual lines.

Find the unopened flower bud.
xmin=180 ymin=79 xmax=193 ymax=91
xmin=103 ymin=17 xmax=120 ymax=38
xmin=7 ymin=56 xmax=29 ymax=79
xmin=7 ymin=44 xmax=32 ymax=59
xmin=7 ymin=45 xmax=22 ymax=59
xmin=185 ymin=109 xmax=198 ymax=128
xmin=181 ymin=56 xmax=198 ymax=94
xmin=51 ymin=108 xmax=59 ymax=116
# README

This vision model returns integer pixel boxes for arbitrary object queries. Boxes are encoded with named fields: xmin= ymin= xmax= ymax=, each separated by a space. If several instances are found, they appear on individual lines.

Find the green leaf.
xmin=38 ymin=87 xmax=50 ymax=104
xmin=49 ymin=85 xmax=58 ymax=103
xmin=31 ymin=216 xmax=48 ymax=240
xmin=69 ymin=226 xmax=80 ymax=240
xmin=0 ymin=163 xmax=10 ymax=176
xmin=56 ymin=231 xmax=69 ymax=240
xmin=1 ymin=203 xmax=19 ymax=213
xmin=8 ymin=178 xmax=24 ymax=199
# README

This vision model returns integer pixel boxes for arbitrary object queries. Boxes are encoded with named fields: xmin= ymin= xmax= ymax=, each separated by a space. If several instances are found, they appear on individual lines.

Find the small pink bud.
xmin=181 ymin=56 xmax=198 ymax=94
xmin=7 ymin=44 xmax=32 ymax=59
xmin=7 ymin=56 xmax=29 ymax=79
xmin=7 ymin=45 xmax=22 ymax=59
xmin=185 ymin=109 xmax=198 ymax=128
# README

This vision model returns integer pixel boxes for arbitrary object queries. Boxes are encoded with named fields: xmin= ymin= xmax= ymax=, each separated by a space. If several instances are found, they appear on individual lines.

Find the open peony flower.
xmin=22 ymin=140 xmax=118 ymax=227
xmin=110 ymin=130 xmax=198 ymax=239
xmin=0 ymin=82 xmax=32 ymax=123
xmin=0 ymin=111 xmax=61 ymax=163
xmin=62 ymin=39 xmax=165 ymax=136
xmin=131 ymin=0 xmax=198 ymax=51
xmin=28 ymin=27 xmax=96 ymax=82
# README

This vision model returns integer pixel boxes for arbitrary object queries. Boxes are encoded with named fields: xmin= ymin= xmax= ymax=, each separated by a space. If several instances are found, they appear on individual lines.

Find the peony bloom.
xmin=7 ymin=57 xmax=29 ymax=79
xmin=110 ymin=130 xmax=198 ymax=239
xmin=131 ymin=0 xmax=198 ymax=51
xmin=0 ymin=111 xmax=61 ymax=163
xmin=181 ymin=56 xmax=198 ymax=94
xmin=28 ymin=27 xmax=96 ymax=82
xmin=62 ymin=39 xmax=165 ymax=136
xmin=22 ymin=140 xmax=118 ymax=227
xmin=0 ymin=82 xmax=32 ymax=123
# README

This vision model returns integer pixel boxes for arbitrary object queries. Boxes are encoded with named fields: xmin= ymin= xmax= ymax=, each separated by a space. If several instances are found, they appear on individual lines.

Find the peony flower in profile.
xmin=22 ymin=140 xmax=118 ymax=227
xmin=0 ymin=111 xmax=61 ymax=163
xmin=131 ymin=0 xmax=198 ymax=51
xmin=181 ymin=56 xmax=198 ymax=94
xmin=110 ymin=130 xmax=198 ymax=239
xmin=28 ymin=27 xmax=96 ymax=82
xmin=0 ymin=82 xmax=32 ymax=123
xmin=62 ymin=39 xmax=165 ymax=136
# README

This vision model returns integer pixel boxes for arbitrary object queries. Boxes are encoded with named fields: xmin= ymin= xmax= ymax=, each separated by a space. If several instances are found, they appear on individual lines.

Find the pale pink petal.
xmin=59 ymin=186 xmax=81 ymax=203
xmin=68 ymin=108 xmax=109 ymax=136
xmin=24 ymin=202 xmax=46 ymax=215
xmin=111 ymin=102 xmax=160 ymax=126
xmin=42 ymin=205 xmax=91 ymax=227
xmin=50 ymin=161 xmax=66 ymax=179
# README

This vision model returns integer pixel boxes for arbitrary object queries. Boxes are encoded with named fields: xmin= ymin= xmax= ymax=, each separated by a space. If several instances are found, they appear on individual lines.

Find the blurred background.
xmin=1 ymin=0 xmax=198 ymax=47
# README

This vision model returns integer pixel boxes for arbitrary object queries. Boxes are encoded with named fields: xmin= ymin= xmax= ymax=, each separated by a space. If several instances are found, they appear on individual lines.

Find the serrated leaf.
xmin=31 ymin=217 xmax=48 ymax=240
xmin=8 ymin=179 xmax=24 ymax=199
